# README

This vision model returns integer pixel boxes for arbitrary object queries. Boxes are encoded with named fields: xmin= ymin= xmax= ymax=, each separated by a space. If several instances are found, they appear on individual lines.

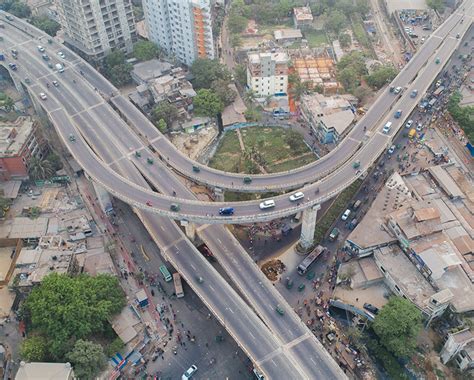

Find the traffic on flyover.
xmin=0 ymin=6 xmax=471 ymax=226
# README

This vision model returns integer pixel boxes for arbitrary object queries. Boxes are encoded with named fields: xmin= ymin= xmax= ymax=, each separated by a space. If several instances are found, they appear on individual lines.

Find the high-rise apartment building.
xmin=143 ymin=0 xmax=215 ymax=66
xmin=247 ymin=52 xmax=289 ymax=98
xmin=55 ymin=0 xmax=136 ymax=61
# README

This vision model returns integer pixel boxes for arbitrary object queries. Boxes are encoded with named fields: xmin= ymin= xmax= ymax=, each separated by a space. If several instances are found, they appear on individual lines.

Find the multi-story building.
xmin=0 ymin=119 xmax=44 ymax=181
xmin=246 ymin=52 xmax=289 ymax=98
xmin=143 ymin=0 xmax=215 ymax=66
xmin=55 ymin=0 xmax=136 ymax=61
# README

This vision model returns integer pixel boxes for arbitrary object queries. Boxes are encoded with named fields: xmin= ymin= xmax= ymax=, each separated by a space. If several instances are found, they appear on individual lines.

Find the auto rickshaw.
xmin=286 ymin=277 xmax=293 ymax=289
xmin=170 ymin=203 xmax=180 ymax=212
xmin=298 ymin=284 xmax=305 ymax=292
xmin=196 ymin=276 xmax=204 ymax=284
xmin=147 ymin=157 xmax=154 ymax=164
xmin=215 ymin=335 xmax=224 ymax=342
xmin=243 ymin=176 xmax=252 ymax=184
xmin=192 ymin=165 xmax=200 ymax=173
xmin=352 ymin=161 xmax=360 ymax=169
xmin=276 ymin=305 xmax=285 ymax=315
xmin=69 ymin=134 xmax=76 ymax=142
xmin=306 ymin=271 xmax=315 ymax=280
xmin=135 ymin=151 xmax=141 ymax=158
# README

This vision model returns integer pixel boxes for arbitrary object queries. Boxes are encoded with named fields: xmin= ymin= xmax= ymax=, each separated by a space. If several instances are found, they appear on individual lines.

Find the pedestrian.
xmin=205 ymin=343 xmax=208 ymax=348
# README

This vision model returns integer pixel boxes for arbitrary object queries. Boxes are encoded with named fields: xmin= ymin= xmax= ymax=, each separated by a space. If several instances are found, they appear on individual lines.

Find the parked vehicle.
xmin=363 ymin=303 xmax=379 ymax=315
xmin=328 ymin=227 xmax=339 ymax=241
xmin=55 ymin=63 xmax=64 ymax=73
xmin=182 ymin=365 xmax=197 ymax=380
xmin=341 ymin=209 xmax=351 ymax=221
xmin=297 ymin=245 xmax=325 ymax=275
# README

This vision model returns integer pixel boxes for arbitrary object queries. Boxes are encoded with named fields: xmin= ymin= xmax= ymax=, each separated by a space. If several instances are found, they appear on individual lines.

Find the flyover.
xmin=0 ymin=4 xmax=471 ymax=378
xmin=1 ymin=3 xmax=471 ymax=225
xmin=1 ymin=17 xmax=347 ymax=379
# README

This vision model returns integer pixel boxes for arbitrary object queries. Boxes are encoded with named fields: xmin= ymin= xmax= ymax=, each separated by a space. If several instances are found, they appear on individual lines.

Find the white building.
xmin=246 ymin=52 xmax=289 ymax=98
xmin=55 ymin=0 xmax=136 ymax=61
xmin=143 ymin=0 xmax=215 ymax=66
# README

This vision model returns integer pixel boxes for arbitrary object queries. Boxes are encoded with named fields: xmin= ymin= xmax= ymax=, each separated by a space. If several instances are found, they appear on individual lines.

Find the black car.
xmin=363 ymin=303 xmax=379 ymax=315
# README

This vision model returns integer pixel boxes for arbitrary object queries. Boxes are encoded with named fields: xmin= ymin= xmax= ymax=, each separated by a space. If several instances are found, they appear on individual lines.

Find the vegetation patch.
xmin=313 ymin=179 xmax=362 ymax=244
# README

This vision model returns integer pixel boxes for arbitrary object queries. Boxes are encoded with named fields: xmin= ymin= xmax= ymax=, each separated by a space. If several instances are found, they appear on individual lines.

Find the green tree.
xmin=0 ymin=196 xmax=12 ymax=210
xmin=109 ymin=64 xmax=133 ymax=87
xmin=426 ymin=0 xmax=444 ymax=11
xmin=20 ymin=335 xmax=48 ymax=362
xmin=244 ymin=106 xmax=262 ymax=122
xmin=23 ymin=273 xmax=125 ymax=359
xmin=325 ymin=9 xmax=347 ymax=35
xmin=193 ymin=89 xmax=224 ymax=118
xmin=339 ymin=33 xmax=351 ymax=49
xmin=0 ymin=93 xmax=15 ymax=112
xmin=156 ymin=118 xmax=167 ymax=133
xmin=234 ymin=64 xmax=247 ymax=86
xmin=244 ymin=89 xmax=257 ymax=103
xmin=448 ymin=91 xmax=474 ymax=142
xmin=228 ymin=13 xmax=248 ymax=34
xmin=133 ymin=41 xmax=160 ymax=61
xmin=151 ymin=101 xmax=179 ymax=127
xmin=211 ymin=79 xmax=237 ymax=106
xmin=230 ymin=34 xmax=242 ymax=48
xmin=366 ymin=65 xmax=397 ymax=89
xmin=9 ymin=2 xmax=31 ymax=18
xmin=372 ymin=297 xmax=422 ymax=359
xmin=46 ymin=152 xmax=63 ymax=171
xmin=190 ymin=59 xmax=231 ymax=90
xmin=28 ymin=157 xmax=54 ymax=180
xmin=31 ymin=16 xmax=61 ymax=36
xmin=104 ymin=337 xmax=124 ymax=357
xmin=66 ymin=340 xmax=107 ymax=380
xmin=105 ymin=50 xmax=126 ymax=68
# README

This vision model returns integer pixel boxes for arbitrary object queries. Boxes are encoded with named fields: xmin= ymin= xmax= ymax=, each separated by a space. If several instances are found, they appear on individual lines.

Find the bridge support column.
xmin=181 ymin=220 xmax=196 ymax=241
xmin=91 ymin=182 xmax=114 ymax=215
xmin=299 ymin=204 xmax=321 ymax=252
xmin=214 ymin=187 xmax=224 ymax=202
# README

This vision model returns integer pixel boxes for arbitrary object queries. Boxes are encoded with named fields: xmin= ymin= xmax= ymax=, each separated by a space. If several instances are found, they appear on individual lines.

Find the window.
xmin=394 ymin=285 xmax=400 ymax=292
xmin=380 ymin=266 xmax=386 ymax=273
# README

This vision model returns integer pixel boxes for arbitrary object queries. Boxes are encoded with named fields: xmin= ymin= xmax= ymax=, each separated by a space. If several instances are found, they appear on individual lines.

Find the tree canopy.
xmin=151 ymin=101 xmax=179 ymax=128
xmin=448 ymin=91 xmax=474 ymax=143
xmin=28 ymin=157 xmax=54 ymax=180
xmin=22 ymin=273 xmax=125 ymax=359
xmin=372 ymin=297 xmax=422 ymax=359
xmin=426 ymin=0 xmax=444 ymax=12
xmin=133 ymin=41 xmax=160 ymax=61
xmin=366 ymin=65 xmax=397 ymax=90
xmin=31 ymin=16 xmax=61 ymax=36
xmin=211 ymin=79 xmax=237 ymax=107
xmin=325 ymin=9 xmax=347 ymax=35
xmin=193 ymin=89 xmax=224 ymax=118
xmin=1 ymin=0 xmax=31 ymax=18
xmin=336 ymin=51 xmax=367 ymax=92
xmin=66 ymin=340 xmax=107 ymax=380
xmin=20 ymin=335 xmax=48 ymax=362
xmin=190 ymin=58 xmax=231 ymax=90
xmin=102 ymin=50 xmax=133 ymax=87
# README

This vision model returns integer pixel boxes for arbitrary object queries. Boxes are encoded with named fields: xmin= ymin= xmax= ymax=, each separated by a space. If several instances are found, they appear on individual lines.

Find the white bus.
xmin=297 ymin=245 xmax=326 ymax=275
xmin=173 ymin=273 xmax=184 ymax=298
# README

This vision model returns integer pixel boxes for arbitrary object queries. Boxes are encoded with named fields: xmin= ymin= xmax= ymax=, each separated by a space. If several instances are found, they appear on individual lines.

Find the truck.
xmin=55 ymin=63 xmax=64 ymax=73
xmin=328 ymin=228 xmax=339 ymax=242
xmin=297 ymin=245 xmax=325 ymax=275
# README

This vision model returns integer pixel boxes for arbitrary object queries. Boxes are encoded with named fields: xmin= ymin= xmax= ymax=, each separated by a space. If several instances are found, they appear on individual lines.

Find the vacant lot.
xmin=209 ymin=126 xmax=316 ymax=175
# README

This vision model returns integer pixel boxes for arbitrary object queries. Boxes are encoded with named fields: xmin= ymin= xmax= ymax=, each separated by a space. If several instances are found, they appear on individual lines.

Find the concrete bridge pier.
xmin=181 ymin=220 xmax=196 ymax=241
xmin=91 ymin=181 xmax=114 ymax=215
xmin=214 ymin=187 xmax=224 ymax=202
xmin=299 ymin=204 xmax=321 ymax=252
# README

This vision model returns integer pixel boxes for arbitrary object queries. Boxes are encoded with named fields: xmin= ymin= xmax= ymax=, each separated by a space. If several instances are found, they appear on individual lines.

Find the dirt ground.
xmin=261 ymin=259 xmax=286 ymax=281
xmin=169 ymin=126 xmax=218 ymax=160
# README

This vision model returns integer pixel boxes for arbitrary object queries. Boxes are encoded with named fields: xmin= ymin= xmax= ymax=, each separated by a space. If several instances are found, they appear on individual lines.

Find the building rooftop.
xmin=293 ymin=6 xmax=313 ymax=22
xmin=0 ymin=119 xmax=34 ymax=157
xmin=428 ymin=166 xmax=465 ymax=199
xmin=9 ymin=217 xmax=49 ymax=239
xmin=274 ymin=29 xmax=303 ymax=41
xmin=248 ymin=51 xmax=289 ymax=65
xmin=319 ymin=110 xmax=355 ymax=136
xmin=131 ymin=59 xmax=173 ymax=84
xmin=375 ymin=245 xmax=437 ymax=308
xmin=15 ymin=362 xmax=73 ymax=380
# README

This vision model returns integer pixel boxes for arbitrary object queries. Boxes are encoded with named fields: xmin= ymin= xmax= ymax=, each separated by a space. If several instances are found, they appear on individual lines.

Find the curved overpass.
xmin=0 ymin=6 xmax=471 ymax=226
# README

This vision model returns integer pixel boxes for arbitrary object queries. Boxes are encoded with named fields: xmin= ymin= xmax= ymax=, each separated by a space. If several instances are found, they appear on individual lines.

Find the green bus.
xmin=159 ymin=265 xmax=172 ymax=282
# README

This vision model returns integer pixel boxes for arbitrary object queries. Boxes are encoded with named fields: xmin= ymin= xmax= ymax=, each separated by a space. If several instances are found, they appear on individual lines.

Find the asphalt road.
xmin=0 ymin=6 xmax=471 ymax=378
xmin=1 ymin=5 xmax=471 ymax=225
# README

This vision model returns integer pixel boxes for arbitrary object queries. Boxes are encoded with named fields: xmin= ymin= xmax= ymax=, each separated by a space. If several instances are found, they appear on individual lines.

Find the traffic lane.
xmin=89 ymin=103 xmax=145 ymax=151
xmin=200 ymin=228 xmax=309 ymax=341
xmin=74 ymin=60 xmax=116 ymax=96
xmin=163 ymin=238 xmax=308 ymax=378
xmin=289 ymin=339 xmax=343 ymax=380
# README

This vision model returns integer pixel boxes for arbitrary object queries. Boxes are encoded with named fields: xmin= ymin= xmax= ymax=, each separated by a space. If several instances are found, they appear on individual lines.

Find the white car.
xmin=416 ymin=123 xmax=423 ymax=132
xmin=289 ymin=191 xmax=304 ymax=202
xmin=259 ymin=200 xmax=275 ymax=210
xmin=39 ymin=92 xmax=47 ymax=100
xmin=405 ymin=119 xmax=413 ymax=129
xmin=393 ymin=86 xmax=402 ymax=94
xmin=341 ymin=209 xmax=351 ymax=221
xmin=182 ymin=365 xmax=197 ymax=380
xmin=388 ymin=145 xmax=396 ymax=155
xmin=37 ymin=45 xmax=45 ymax=52
xmin=382 ymin=121 xmax=392 ymax=134
xmin=58 ymin=51 xmax=65 ymax=59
